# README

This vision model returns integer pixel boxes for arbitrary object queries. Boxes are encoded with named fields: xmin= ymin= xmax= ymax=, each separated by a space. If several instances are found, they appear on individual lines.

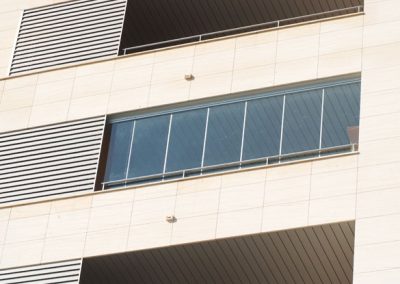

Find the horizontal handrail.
xmin=123 ymin=5 xmax=363 ymax=55
xmin=102 ymin=143 xmax=357 ymax=190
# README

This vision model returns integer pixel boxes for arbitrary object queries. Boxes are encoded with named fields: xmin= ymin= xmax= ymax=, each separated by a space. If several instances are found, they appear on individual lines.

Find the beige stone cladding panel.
xmin=0 ymin=154 xmax=358 ymax=269
xmin=353 ymin=0 xmax=400 ymax=282
xmin=0 ymin=15 xmax=364 ymax=133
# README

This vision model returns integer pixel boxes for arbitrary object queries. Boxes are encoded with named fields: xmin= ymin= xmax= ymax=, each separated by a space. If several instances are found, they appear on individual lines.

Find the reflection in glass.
xmin=166 ymin=109 xmax=207 ymax=172
xmin=127 ymin=115 xmax=170 ymax=178
xmin=282 ymin=90 xmax=322 ymax=154
xmin=322 ymin=83 xmax=361 ymax=148
xmin=104 ymin=81 xmax=361 ymax=186
xmin=104 ymin=121 xmax=134 ymax=182
xmin=204 ymin=102 xmax=245 ymax=166
xmin=243 ymin=96 xmax=283 ymax=160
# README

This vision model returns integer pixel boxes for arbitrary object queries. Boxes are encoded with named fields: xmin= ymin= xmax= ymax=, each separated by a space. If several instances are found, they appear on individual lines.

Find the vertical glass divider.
xmin=200 ymin=108 xmax=210 ymax=171
xmin=319 ymin=88 xmax=325 ymax=152
xmin=162 ymin=114 xmax=173 ymax=175
xmin=239 ymin=101 xmax=248 ymax=163
xmin=279 ymin=95 xmax=286 ymax=157
xmin=125 ymin=120 xmax=136 ymax=185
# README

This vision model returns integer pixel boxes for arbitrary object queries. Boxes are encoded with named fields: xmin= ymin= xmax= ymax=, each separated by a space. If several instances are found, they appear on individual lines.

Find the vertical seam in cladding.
xmin=316 ymin=22 xmax=322 ymax=78
xmin=26 ymin=73 xmax=40 ymax=128
xmin=229 ymin=37 xmax=238 ymax=93
xmin=39 ymin=211 xmax=52 ymax=264
xmin=146 ymin=54 xmax=156 ymax=107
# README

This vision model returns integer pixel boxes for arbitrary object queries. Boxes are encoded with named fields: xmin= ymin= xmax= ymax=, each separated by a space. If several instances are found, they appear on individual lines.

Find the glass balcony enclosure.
xmin=102 ymin=80 xmax=361 ymax=189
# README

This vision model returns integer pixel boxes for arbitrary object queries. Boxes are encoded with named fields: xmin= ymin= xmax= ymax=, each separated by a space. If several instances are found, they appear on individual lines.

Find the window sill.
xmin=102 ymin=146 xmax=359 ymax=192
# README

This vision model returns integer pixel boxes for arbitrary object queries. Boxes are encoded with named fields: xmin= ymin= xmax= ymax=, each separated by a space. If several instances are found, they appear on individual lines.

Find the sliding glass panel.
xmin=204 ymin=102 xmax=245 ymax=166
xmin=322 ymin=83 xmax=361 ymax=148
xmin=166 ymin=109 xmax=207 ymax=172
xmin=104 ymin=121 xmax=134 ymax=182
xmin=127 ymin=115 xmax=170 ymax=178
xmin=243 ymin=96 xmax=283 ymax=160
xmin=282 ymin=90 xmax=322 ymax=154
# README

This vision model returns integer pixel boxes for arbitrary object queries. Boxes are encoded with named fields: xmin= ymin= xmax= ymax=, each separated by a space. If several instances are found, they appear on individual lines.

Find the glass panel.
xmin=322 ymin=83 xmax=361 ymax=148
xmin=127 ymin=115 xmax=170 ymax=178
xmin=204 ymin=102 xmax=245 ymax=166
xmin=282 ymin=90 xmax=322 ymax=154
xmin=242 ymin=96 xmax=283 ymax=160
xmin=104 ymin=121 xmax=134 ymax=182
xmin=166 ymin=109 xmax=207 ymax=172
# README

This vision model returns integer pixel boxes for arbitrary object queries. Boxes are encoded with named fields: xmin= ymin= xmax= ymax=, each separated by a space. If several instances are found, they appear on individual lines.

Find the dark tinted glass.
xmin=322 ymin=83 xmax=361 ymax=148
xmin=104 ymin=121 xmax=134 ymax=182
xmin=204 ymin=102 xmax=245 ymax=166
xmin=282 ymin=90 xmax=322 ymax=154
xmin=243 ymin=96 xmax=283 ymax=160
xmin=127 ymin=115 xmax=170 ymax=178
xmin=166 ymin=109 xmax=207 ymax=172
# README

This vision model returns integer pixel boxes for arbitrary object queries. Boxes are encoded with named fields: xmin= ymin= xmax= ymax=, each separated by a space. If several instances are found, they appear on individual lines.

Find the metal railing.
xmin=102 ymin=143 xmax=357 ymax=190
xmin=123 ymin=5 xmax=363 ymax=55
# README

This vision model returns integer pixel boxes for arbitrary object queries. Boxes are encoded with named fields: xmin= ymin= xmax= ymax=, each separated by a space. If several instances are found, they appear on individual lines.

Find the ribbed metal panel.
xmin=80 ymin=222 xmax=355 ymax=284
xmin=0 ymin=259 xmax=81 ymax=284
xmin=10 ymin=0 xmax=127 ymax=74
xmin=0 ymin=116 xmax=105 ymax=204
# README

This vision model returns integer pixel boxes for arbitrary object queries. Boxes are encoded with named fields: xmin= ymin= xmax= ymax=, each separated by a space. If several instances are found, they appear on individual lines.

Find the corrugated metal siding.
xmin=0 ymin=259 xmax=81 ymax=284
xmin=0 ymin=116 xmax=105 ymax=204
xmin=80 ymin=222 xmax=355 ymax=284
xmin=10 ymin=0 xmax=127 ymax=74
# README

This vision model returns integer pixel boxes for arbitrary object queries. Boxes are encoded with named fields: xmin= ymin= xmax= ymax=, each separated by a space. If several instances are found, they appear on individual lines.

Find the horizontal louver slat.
xmin=10 ymin=0 xmax=127 ymax=74
xmin=0 ymin=116 xmax=105 ymax=204
xmin=0 ymin=260 xmax=81 ymax=284
xmin=11 ymin=50 xmax=117 ymax=73
xmin=0 ymin=154 xmax=99 ymax=173
xmin=0 ymin=151 xmax=100 ymax=170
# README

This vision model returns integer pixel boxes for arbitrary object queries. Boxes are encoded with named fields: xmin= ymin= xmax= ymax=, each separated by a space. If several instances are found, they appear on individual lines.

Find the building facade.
xmin=0 ymin=0 xmax=398 ymax=282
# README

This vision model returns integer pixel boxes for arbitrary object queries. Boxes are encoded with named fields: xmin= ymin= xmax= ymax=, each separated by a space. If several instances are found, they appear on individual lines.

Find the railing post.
xmin=199 ymin=34 xmax=202 ymax=42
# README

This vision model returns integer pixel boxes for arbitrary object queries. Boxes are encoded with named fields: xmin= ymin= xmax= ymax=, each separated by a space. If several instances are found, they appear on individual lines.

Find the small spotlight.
xmin=166 ymin=215 xmax=177 ymax=223
xmin=184 ymin=74 xmax=195 ymax=81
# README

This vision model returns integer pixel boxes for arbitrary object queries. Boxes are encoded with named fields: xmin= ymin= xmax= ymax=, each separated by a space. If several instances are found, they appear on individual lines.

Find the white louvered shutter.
xmin=0 ymin=260 xmax=82 ymax=284
xmin=10 ymin=0 xmax=127 ymax=74
xmin=0 ymin=116 xmax=106 ymax=204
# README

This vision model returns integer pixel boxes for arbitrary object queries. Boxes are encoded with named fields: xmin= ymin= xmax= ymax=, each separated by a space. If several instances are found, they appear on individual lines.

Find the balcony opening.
xmin=119 ymin=0 xmax=364 ymax=55
xmin=80 ymin=221 xmax=355 ymax=284
xmin=98 ymin=79 xmax=361 ymax=191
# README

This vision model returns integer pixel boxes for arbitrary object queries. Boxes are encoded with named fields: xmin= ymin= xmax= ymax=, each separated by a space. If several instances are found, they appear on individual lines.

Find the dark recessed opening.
xmin=80 ymin=221 xmax=355 ymax=284
xmin=119 ymin=0 xmax=363 ymax=55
